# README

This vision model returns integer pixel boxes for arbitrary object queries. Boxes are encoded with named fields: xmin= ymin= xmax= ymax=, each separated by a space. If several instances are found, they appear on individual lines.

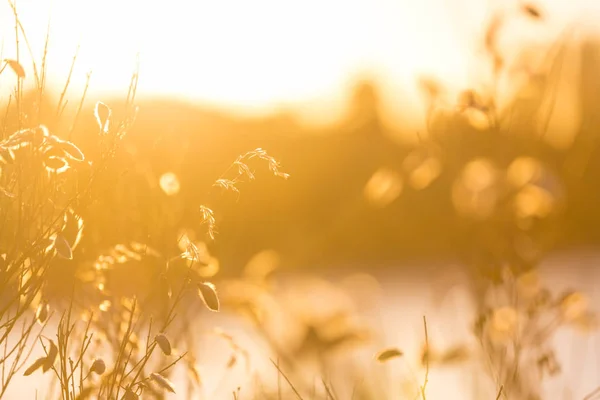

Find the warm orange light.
xmin=0 ymin=0 xmax=480 ymax=125
xmin=0 ymin=0 xmax=593 ymax=129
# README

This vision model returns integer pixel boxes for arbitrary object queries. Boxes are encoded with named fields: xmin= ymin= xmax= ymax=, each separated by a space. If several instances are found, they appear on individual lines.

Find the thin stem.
xmin=270 ymin=358 xmax=304 ymax=400
xmin=421 ymin=316 xmax=429 ymax=400
xmin=56 ymin=46 xmax=80 ymax=119
xmin=495 ymin=385 xmax=504 ymax=400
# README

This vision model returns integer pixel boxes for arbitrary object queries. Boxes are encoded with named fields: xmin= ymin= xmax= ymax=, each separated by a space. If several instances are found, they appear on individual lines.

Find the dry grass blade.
xmin=94 ymin=101 xmax=111 ymax=134
xmin=375 ymin=348 xmax=403 ymax=362
xmin=35 ymin=302 xmax=49 ymax=324
xmin=495 ymin=385 xmax=504 ymax=400
xmin=270 ymin=358 xmax=304 ymax=400
xmin=149 ymin=372 xmax=176 ymax=393
xmin=155 ymin=333 xmax=172 ymax=356
xmin=43 ymin=339 xmax=57 ymax=372
xmin=421 ymin=316 xmax=429 ymax=400
xmin=197 ymin=282 xmax=220 ymax=312
xmin=322 ymin=378 xmax=336 ymax=400
xmin=23 ymin=357 xmax=46 ymax=376
xmin=54 ymin=234 xmax=73 ymax=260
xmin=3 ymin=59 xmax=25 ymax=78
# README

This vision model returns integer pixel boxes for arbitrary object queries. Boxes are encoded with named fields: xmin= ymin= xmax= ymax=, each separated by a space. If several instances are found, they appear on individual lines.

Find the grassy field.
xmin=1 ymin=1 xmax=600 ymax=399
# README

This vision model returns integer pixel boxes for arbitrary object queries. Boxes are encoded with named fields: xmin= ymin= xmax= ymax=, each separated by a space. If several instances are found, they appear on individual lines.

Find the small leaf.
xmin=4 ymin=59 xmax=25 ymax=78
xmin=23 ymin=357 xmax=46 ymax=376
xmin=35 ymin=302 xmax=49 ymax=324
xmin=149 ymin=372 xmax=176 ymax=393
xmin=90 ymin=358 xmax=106 ymax=375
xmin=375 ymin=347 xmax=403 ymax=362
xmin=43 ymin=340 xmax=58 ymax=372
xmin=56 ymin=140 xmax=85 ymax=162
xmin=54 ymin=234 xmax=73 ymax=260
xmin=64 ymin=208 xmax=85 ymax=251
xmin=197 ymin=282 xmax=220 ymax=312
xmin=155 ymin=333 xmax=172 ymax=356
xmin=94 ymin=102 xmax=111 ymax=134
xmin=522 ymin=3 xmax=542 ymax=19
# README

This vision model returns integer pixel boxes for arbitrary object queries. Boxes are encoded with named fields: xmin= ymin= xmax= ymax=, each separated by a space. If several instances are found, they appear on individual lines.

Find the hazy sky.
xmin=0 ymin=0 xmax=598 ymax=129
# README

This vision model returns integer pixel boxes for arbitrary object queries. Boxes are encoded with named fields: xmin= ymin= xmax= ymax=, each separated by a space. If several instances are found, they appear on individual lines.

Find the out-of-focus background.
xmin=2 ymin=0 xmax=600 ymax=398
xmin=3 ymin=0 xmax=600 ymax=265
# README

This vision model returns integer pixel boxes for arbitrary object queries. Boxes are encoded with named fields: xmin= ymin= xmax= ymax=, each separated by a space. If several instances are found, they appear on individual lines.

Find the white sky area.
xmin=0 ymin=0 xmax=599 ymax=130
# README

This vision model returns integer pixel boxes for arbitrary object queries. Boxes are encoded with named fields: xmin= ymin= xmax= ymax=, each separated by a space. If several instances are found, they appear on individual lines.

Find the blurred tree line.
xmin=3 ymin=27 xmax=600 ymax=275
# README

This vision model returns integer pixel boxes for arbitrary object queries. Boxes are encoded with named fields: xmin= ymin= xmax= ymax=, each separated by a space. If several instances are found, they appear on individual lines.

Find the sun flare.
xmin=0 ymin=0 xmax=482 ymax=127
xmin=1 ymin=0 xmax=593 ymax=129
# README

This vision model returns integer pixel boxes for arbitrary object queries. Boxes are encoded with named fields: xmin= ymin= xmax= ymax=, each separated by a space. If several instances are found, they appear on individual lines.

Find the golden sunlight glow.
xmin=0 ymin=0 xmax=596 ymax=129
xmin=0 ymin=0 xmax=487 ymax=127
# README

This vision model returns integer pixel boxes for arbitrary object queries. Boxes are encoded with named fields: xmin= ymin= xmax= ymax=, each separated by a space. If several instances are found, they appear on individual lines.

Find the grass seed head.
xmin=90 ymin=358 xmax=106 ymax=375
xmin=375 ymin=347 xmax=404 ymax=362
xmin=197 ymin=281 xmax=220 ymax=312
xmin=155 ymin=333 xmax=172 ymax=356
xmin=149 ymin=372 xmax=176 ymax=394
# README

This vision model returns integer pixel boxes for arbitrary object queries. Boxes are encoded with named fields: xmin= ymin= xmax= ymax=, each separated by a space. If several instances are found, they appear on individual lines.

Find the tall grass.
xmin=0 ymin=2 xmax=598 ymax=399
xmin=0 ymin=3 xmax=292 ymax=398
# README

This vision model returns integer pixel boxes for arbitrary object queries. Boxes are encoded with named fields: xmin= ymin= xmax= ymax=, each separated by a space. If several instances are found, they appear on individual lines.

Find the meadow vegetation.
xmin=0 ymin=2 xmax=599 ymax=399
